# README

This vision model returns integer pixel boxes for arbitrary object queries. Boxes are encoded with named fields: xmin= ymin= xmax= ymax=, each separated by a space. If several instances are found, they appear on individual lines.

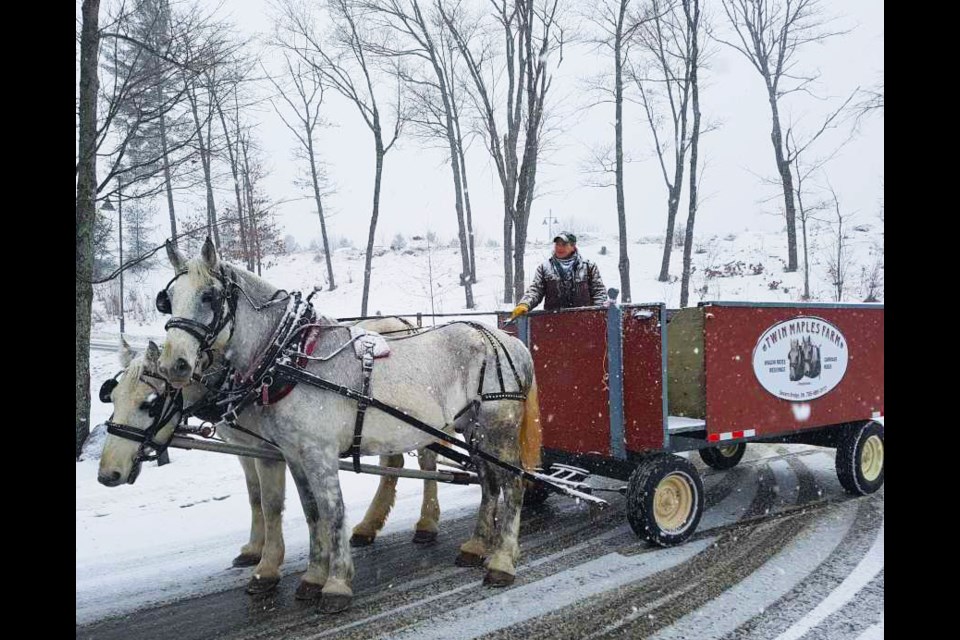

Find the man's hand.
xmin=510 ymin=303 xmax=529 ymax=320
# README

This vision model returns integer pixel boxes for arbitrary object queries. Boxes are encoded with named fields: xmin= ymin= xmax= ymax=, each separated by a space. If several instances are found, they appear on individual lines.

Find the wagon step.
xmin=530 ymin=464 xmax=608 ymax=506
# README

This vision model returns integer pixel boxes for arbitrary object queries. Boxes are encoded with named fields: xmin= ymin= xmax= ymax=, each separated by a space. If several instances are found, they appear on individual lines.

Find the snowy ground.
xmin=78 ymin=228 xmax=883 ymax=627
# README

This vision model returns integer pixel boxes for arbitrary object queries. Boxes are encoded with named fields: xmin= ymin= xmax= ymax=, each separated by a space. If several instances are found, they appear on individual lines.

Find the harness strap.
xmin=351 ymin=344 xmax=376 ymax=472
xmin=216 ymin=419 xmax=282 ymax=450
xmin=467 ymin=322 xmax=524 ymax=395
xmin=476 ymin=360 xmax=486 ymax=395
xmin=105 ymin=389 xmax=184 ymax=462
xmin=481 ymin=392 xmax=528 ymax=401
xmin=106 ymin=422 xmax=154 ymax=443
xmin=425 ymin=441 xmax=473 ymax=467
xmin=272 ymin=363 xmax=550 ymax=490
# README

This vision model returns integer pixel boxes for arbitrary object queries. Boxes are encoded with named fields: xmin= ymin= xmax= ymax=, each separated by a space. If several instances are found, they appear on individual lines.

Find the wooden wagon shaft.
xmin=168 ymin=435 xmax=477 ymax=484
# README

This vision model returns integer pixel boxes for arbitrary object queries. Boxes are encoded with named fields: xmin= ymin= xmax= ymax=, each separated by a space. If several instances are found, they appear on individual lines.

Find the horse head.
xmin=98 ymin=340 xmax=180 ymax=486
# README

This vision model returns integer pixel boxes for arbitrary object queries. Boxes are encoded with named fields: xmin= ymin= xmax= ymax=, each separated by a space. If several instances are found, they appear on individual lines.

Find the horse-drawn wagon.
xmin=95 ymin=238 xmax=884 ymax=612
xmin=500 ymin=300 xmax=884 ymax=545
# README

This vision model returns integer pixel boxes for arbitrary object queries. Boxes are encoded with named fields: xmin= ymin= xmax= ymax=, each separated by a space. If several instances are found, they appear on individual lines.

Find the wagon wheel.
xmin=699 ymin=442 xmax=747 ymax=470
xmin=626 ymin=454 xmax=704 ymax=547
xmin=835 ymin=421 xmax=885 ymax=495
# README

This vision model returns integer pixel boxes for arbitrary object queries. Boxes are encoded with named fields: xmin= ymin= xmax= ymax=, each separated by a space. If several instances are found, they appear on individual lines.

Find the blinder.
xmin=99 ymin=378 xmax=119 ymax=403
xmin=156 ymin=289 xmax=171 ymax=315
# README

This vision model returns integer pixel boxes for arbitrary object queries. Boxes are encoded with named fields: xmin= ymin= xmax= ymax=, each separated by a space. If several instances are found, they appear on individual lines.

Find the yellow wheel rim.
xmin=860 ymin=435 xmax=884 ymax=482
xmin=718 ymin=445 xmax=739 ymax=458
xmin=653 ymin=473 xmax=694 ymax=532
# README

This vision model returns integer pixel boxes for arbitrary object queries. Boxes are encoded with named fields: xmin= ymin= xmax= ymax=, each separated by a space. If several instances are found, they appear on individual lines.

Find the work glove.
xmin=509 ymin=303 xmax=529 ymax=320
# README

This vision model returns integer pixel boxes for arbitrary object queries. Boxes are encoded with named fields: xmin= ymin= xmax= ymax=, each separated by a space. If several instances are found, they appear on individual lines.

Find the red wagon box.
xmin=501 ymin=301 xmax=884 ymax=546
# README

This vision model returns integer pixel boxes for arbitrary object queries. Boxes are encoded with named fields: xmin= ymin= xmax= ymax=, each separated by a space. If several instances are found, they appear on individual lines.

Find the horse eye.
xmin=201 ymin=290 xmax=217 ymax=305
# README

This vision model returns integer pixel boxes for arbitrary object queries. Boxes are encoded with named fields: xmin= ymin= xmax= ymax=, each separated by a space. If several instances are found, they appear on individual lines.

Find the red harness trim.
xmin=259 ymin=325 xmax=322 ymax=405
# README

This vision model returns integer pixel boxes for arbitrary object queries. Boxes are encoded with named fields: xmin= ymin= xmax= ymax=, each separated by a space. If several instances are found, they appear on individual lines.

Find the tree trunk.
xmin=427 ymin=48 xmax=475 ymax=309
xmin=615 ymin=0 xmax=631 ymax=302
xmin=450 ymin=87 xmax=477 ymax=284
xmin=307 ymin=135 xmax=336 ymax=291
xmin=513 ymin=212 xmax=529 ymax=304
xmin=76 ymin=0 xmax=101 ymax=458
xmin=767 ymin=89 xmax=798 ymax=272
xmin=679 ymin=0 xmax=701 ymax=308
xmin=503 ymin=211 xmax=514 ymax=303
xmin=240 ymin=138 xmax=261 ymax=275
xmin=801 ymin=208 xmax=810 ymax=299
xmin=158 ymin=111 xmax=179 ymax=247
xmin=188 ymin=86 xmax=220 ymax=248
xmin=216 ymin=102 xmax=251 ymax=270
xmin=455 ymin=128 xmax=477 ymax=285
xmin=658 ymin=182 xmax=682 ymax=281
xmin=362 ymin=139 xmax=385 ymax=316
xmin=448 ymin=138 xmax=475 ymax=308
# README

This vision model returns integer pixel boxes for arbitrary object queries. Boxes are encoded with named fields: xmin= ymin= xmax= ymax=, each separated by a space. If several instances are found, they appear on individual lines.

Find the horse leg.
xmin=245 ymin=458 xmax=286 ymax=595
xmin=300 ymin=447 xmax=354 ymax=614
xmin=456 ymin=459 xmax=500 ymax=567
xmin=234 ymin=455 xmax=265 ymax=568
xmin=413 ymin=448 xmax=440 ymax=544
xmin=350 ymin=454 xmax=402 ymax=547
xmin=287 ymin=459 xmax=326 ymax=601
xmin=484 ymin=465 xmax=524 ymax=587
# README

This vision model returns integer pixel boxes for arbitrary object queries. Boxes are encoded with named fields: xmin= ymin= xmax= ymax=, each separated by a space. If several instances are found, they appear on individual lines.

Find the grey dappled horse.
xmin=157 ymin=239 xmax=542 ymax=613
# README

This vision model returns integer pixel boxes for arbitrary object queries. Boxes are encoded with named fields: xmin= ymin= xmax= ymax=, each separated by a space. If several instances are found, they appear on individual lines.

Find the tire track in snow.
xmin=76 ymin=446 xmax=878 ymax=640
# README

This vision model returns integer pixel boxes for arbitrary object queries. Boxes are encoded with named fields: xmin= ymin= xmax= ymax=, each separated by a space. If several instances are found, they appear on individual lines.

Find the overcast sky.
xmin=166 ymin=0 xmax=883 ymax=248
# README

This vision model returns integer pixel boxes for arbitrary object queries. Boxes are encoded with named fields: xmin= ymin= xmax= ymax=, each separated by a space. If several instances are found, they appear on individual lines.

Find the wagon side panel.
xmin=529 ymin=309 xmax=612 ymax=457
xmin=621 ymin=304 xmax=667 ymax=453
xmin=704 ymin=304 xmax=884 ymax=439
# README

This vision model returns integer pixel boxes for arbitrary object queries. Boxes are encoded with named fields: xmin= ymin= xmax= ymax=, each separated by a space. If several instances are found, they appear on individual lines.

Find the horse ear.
xmin=166 ymin=240 xmax=186 ymax=273
xmin=145 ymin=341 xmax=161 ymax=367
xmin=201 ymin=236 xmax=220 ymax=270
xmin=119 ymin=337 xmax=137 ymax=368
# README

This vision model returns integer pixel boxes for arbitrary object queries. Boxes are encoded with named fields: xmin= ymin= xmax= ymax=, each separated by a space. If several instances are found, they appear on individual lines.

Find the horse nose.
xmin=98 ymin=471 xmax=122 ymax=487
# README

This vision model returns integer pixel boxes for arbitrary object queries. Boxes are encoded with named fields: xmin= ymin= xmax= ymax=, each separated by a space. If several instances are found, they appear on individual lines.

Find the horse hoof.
xmin=319 ymin=593 xmax=352 ymax=614
xmin=350 ymin=533 xmax=376 ymax=547
xmin=295 ymin=581 xmax=323 ymax=601
xmin=412 ymin=530 xmax=438 ymax=544
xmin=483 ymin=569 xmax=515 ymax=587
xmin=232 ymin=553 xmax=261 ymax=568
xmin=455 ymin=550 xmax=484 ymax=567
xmin=245 ymin=575 xmax=280 ymax=595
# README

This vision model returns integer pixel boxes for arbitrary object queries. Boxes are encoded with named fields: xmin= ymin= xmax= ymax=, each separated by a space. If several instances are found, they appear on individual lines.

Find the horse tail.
xmin=519 ymin=376 xmax=542 ymax=471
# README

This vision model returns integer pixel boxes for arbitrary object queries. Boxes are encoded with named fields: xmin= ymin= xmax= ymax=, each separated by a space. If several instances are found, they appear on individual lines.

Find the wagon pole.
xmin=167 ymin=435 xmax=476 ymax=484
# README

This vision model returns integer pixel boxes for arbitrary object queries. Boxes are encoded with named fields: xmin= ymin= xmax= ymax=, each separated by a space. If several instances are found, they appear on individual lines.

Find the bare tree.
xmin=276 ymin=0 xmax=405 ymax=315
xmin=715 ymin=0 xmax=849 ymax=272
xmin=851 ymin=80 xmax=882 ymax=132
xmin=581 ymin=0 xmax=659 ymax=303
xmin=447 ymin=46 xmax=479 ymax=284
xmin=364 ymin=0 xmax=476 ymax=307
xmin=266 ymin=55 xmax=339 ymax=290
xmin=442 ymin=0 xmax=565 ymax=303
xmin=215 ymin=84 xmax=254 ymax=270
xmin=630 ymin=0 xmax=713 ymax=284
xmin=77 ymin=0 xmax=102 ymax=457
xmin=785 ymin=124 xmax=847 ymax=300
xmin=821 ymin=183 xmax=853 ymax=302
xmin=678 ymin=0 xmax=706 ymax=307
xmin=94 ymin=0 xmax=237 ymax=220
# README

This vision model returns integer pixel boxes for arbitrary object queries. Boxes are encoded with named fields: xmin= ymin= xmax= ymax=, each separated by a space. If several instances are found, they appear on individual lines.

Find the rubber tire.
xmin=835 ymin=421 xmax=884 ymax=495
xmin=522 ymin=478 xmax=551 ymax=507
xmin=699 ymin=443 xmax=747 ymax=470
xmin=626 ymin=453 xmax=704 ymax=547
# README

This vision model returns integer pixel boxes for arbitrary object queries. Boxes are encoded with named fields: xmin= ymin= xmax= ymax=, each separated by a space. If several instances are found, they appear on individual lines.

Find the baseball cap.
xmin=553 ymin=232 xmax=577 ymax=244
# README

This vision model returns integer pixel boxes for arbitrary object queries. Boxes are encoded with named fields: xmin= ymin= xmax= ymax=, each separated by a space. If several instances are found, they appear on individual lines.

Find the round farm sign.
xmin=752 ymin=316 xmax=848 ymax=401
